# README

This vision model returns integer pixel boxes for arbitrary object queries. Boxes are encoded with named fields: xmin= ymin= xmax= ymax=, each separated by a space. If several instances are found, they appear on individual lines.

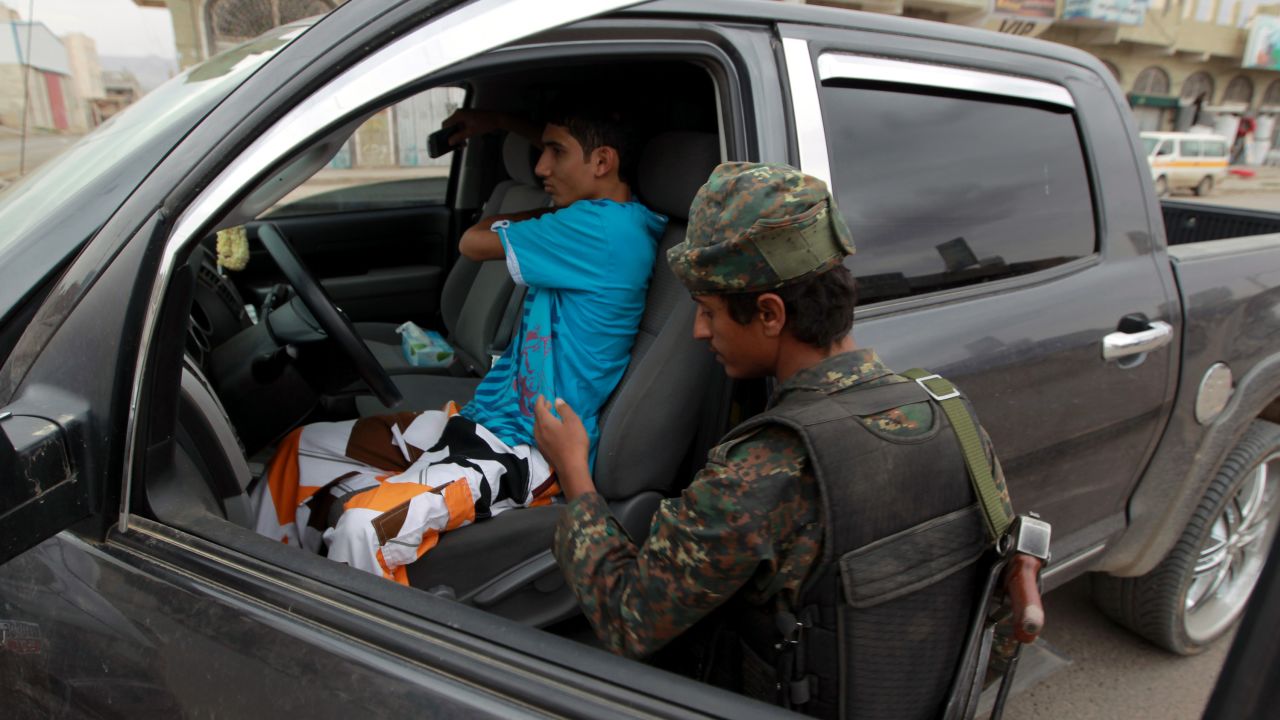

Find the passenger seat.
xmin=396 ymin=131 xmax=723 ymax=627
xmin=355 ymin=133 xmax=548 ymax=376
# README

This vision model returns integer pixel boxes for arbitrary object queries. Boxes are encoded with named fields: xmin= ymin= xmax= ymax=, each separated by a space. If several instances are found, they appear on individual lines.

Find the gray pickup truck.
xmin=3 ymin=0 xmax=1280 ymax=716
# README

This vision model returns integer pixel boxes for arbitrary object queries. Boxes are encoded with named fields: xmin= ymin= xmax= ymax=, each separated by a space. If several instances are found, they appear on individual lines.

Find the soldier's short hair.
xmin=723 ymin=265 xmax=856 ymax=348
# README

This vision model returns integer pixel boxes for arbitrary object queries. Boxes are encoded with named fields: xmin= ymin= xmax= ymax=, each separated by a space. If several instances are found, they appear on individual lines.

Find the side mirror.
xmin=0 ymin=412 xmax=15 ymax=481
xmin=0 ymin=408 xmax=87 ymax=564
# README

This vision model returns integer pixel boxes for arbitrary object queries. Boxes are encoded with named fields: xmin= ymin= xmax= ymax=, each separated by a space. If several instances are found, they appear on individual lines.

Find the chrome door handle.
xmin=1102 ymin=320 xmax=1173 ymax=361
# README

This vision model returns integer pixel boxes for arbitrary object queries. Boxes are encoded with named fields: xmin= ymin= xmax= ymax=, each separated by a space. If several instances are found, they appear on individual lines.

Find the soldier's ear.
xmin=757 ymin=293 xmax=786 ymax=337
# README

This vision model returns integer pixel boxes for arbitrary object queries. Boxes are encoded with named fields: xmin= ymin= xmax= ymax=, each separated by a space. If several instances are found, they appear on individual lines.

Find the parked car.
xmin=4 ymin=0 xmax=1280 ymax=716
xmin=1141 ymin=130 xmax=1231 ymax=197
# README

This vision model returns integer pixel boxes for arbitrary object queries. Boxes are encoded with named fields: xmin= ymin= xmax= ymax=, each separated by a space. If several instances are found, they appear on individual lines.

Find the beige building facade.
xmin=143 ymin=0 xmax=1280 ymax=160
xmin=0 ymin=12 xmax=98 ymax=133
xmin=807 ymin=0 xmax=1280 ymax=160
xmin=63 ymin=33 xmax=106 ymax=125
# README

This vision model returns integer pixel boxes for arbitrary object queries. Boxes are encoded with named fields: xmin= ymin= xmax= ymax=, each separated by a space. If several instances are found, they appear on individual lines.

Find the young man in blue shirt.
xmin=252 ymin=105 xmax=667 ymax=583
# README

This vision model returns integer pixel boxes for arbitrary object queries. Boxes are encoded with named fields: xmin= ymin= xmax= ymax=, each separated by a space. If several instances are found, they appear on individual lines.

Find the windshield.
xmin=0 ymin=23 xmax=307 ymax=329
xmin=0 ymin=23 xmax=305 ymax=248
xmin=1142 ymin=137 xmax=1159 ymax=156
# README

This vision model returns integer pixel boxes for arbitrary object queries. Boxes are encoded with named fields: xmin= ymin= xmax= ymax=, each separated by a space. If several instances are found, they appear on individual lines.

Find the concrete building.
xmin=1042 ymin=0 xmax=1279 ymax=148
xmin=64 ymin=33 xmax=107 ymax=126
xmin=0 ymin=11 xmax=94 ymax=133
xmin=137 ymin=0 xmax=459 ymax=172
xmin=96 ymin=69 xmax=144 ymax=124
xmin=141 ymin=0 xmax=1280 ymax=161
xmin=134 ymin=0 xmax=343 ymax=69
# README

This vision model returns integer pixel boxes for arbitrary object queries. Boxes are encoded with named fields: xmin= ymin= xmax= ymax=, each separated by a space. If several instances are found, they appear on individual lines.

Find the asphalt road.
xmin=1000 ymin=578 xmax=1233 ymax=720
xmin=1175 ymin=190 xmax=1279 ymax=213
xmin=0 ymin=130 xmax=82 ymax=187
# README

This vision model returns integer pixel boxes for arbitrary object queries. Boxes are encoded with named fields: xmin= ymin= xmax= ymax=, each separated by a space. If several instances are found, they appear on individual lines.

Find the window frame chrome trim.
xmin=816 ymin=53 xmax=1076 ymax=109
xmin=120 ymin=0 xmax=643 ymax=532
xmin=781 ymin=37 xmax=831 ymax=188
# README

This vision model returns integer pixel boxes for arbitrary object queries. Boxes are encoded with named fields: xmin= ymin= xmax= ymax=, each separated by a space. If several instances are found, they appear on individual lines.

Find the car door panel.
xmin=781 ymin=26 xmax=1179 ymax=564
xmin=0 ymin=532 xmax=537 ymax=718
xmin=236 ymin=205 xmax=452 ymax=325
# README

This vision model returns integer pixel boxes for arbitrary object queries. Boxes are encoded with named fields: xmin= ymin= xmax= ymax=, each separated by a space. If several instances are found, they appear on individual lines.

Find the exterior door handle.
xmin=1102 ymin=320 xmax=1173 ymax=361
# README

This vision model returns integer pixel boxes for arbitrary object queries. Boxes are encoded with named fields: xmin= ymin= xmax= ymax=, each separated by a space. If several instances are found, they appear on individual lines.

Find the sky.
xmin=3 ymin=0 xmax=176 ymax=59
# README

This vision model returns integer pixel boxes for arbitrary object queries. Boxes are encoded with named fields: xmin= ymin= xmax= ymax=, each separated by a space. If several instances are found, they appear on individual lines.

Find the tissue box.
xmin=396 ymin=321 xmax=454 ymax=369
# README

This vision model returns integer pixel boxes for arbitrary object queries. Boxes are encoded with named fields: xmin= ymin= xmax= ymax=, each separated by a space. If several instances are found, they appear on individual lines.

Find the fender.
xmin=1096 ymin=350 xmax=1280 ymax=576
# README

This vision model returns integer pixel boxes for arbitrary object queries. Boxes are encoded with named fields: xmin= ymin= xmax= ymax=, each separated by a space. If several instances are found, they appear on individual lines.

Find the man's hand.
xmin=534 ymin=396 xmax=596 ymax=500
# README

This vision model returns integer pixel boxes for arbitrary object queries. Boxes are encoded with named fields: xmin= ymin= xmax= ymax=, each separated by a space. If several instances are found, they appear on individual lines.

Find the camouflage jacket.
xmin=552 ymin=348 xmax=1010 ymax=659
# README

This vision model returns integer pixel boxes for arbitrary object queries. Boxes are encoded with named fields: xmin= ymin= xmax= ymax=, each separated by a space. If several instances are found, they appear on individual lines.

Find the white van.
xmin=1141 ymin=131 xmax=1230 ymax=196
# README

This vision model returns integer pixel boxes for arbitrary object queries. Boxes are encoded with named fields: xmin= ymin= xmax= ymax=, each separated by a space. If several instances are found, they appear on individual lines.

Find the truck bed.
xmin=1162 ymin=200 xmax=1280 ymax=246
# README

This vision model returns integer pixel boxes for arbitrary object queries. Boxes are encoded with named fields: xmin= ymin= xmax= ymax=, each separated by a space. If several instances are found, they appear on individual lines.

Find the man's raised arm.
xmin=458 ymin=208 xmax=555 ymax=261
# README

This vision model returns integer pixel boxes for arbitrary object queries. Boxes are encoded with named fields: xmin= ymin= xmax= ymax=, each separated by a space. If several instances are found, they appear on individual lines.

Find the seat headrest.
xmin=637 ymin=131 xmax=721 ymax=221
xmin=502 ymin=133 xmax=539 ymax=187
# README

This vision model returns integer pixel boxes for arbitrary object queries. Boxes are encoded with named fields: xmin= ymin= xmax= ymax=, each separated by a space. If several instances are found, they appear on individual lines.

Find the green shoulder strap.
xmin=900 ymin=368 xmax=1012 ymax=542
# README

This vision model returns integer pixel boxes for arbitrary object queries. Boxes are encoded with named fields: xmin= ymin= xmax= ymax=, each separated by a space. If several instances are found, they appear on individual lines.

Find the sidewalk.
xmin=1220 ymin=164 xmax=1280 ymax=193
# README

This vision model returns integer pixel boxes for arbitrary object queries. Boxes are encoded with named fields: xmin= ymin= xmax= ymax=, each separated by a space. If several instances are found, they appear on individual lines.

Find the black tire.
xmin=1092 ymin=419 xmax=1280 ymax=655
xmin=1155 ymin=175 xmax=1169 ymax=197
xmin=1194 ymin=175 xmax=1214 ymax=196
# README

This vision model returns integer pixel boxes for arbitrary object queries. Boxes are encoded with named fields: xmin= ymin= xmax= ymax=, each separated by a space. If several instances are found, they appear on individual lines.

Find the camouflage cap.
xmin=667 ymin=162 xmax=854 ymax=293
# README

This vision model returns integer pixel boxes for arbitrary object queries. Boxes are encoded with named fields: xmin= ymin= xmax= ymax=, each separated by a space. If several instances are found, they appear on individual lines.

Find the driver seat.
xmin=398 ymin=131 xmax=722 ymax=626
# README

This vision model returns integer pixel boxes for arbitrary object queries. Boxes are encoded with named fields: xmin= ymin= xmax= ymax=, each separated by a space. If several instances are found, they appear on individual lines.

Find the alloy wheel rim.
xmin=1184 ymin=452 xmax=1280 ymax=644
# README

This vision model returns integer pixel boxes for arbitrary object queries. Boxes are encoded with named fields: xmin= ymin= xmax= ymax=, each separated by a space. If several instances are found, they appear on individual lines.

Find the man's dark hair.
xmin=544 ymin=98 xmax=640 ymax=185
xmin=724 ymin=265 xmax=857 ymax=347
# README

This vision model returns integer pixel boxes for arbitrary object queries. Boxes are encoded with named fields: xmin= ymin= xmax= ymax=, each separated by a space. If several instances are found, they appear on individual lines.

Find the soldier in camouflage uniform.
xmin=534 ymin=163 xmax=1012 ymax=715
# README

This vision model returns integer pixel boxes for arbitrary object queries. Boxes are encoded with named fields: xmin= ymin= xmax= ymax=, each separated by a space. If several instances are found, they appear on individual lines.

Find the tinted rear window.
xmin=819 ymin=83 xmax=1096 ymax=305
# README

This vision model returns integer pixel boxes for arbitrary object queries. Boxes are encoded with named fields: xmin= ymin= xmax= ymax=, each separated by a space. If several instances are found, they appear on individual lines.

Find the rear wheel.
xmin=1092 ymin=420 xmax=1280 ymax=654
xmin=1194 ymin=175 xmax=1214 ymax=196
xmin=1155 ymin=175 xmax=1169 ymax=197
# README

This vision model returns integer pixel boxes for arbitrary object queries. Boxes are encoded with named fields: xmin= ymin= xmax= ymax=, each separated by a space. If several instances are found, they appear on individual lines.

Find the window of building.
xmin=1223 ymin=75 xmax=1254 ymax=105
xmin=1181 ymin=71 xmax=1215 ymax=102
xmin=819 ymin=83 xmax=1096 ymax=305
xmin=1262 ymin=79 xmax=1280 ymax=106
xmin=1133 ymin=66 xmax=1171 ymax=96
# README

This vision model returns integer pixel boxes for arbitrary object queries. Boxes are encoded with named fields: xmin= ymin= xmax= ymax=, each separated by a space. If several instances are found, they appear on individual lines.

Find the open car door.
xmin=0 ymin=0 xmax=647 ymax=568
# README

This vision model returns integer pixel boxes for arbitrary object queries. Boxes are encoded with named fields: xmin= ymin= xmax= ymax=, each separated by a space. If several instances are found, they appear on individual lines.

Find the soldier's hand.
xmin=442 ymin=109 xmax=503 ymax=147
xmin=534 ymin=395 xmax=594 ymax=499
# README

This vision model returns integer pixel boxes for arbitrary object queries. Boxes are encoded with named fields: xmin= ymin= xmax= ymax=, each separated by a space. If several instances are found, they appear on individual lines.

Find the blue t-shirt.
xmin=459 ymin=199 xmax=667 ymax=465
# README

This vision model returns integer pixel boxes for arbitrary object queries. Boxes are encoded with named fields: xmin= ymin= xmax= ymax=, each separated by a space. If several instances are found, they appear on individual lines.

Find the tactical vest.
xmin=716 ymin=375 xmax=994 ymax=720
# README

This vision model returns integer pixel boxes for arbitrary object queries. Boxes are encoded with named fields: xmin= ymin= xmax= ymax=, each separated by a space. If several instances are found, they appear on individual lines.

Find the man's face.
xmin=692 ymin=294 xmax=775 ymax=379
xmin=535 ymin=123 xmax=601 ymax=207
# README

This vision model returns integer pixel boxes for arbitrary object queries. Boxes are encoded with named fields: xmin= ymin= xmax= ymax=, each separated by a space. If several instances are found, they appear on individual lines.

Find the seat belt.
xmin=488 ymin=286 xmax=526 ymax=368
xmin=899 ymin=369 xmax=1051 ymax=720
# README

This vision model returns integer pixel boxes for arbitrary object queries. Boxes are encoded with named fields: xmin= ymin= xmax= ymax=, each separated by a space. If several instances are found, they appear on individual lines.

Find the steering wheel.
xmin=256 ymin=223 xmax=402 ymax=409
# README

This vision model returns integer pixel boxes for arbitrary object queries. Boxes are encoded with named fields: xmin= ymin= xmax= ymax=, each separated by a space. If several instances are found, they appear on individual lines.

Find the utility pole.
xmin=18 ymin=0 xmax=35 ymax=177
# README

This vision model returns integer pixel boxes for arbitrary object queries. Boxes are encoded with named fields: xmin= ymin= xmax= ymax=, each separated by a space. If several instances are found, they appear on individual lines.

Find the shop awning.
xmin=1128 ymin=94 xmax=1182 ymax=109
